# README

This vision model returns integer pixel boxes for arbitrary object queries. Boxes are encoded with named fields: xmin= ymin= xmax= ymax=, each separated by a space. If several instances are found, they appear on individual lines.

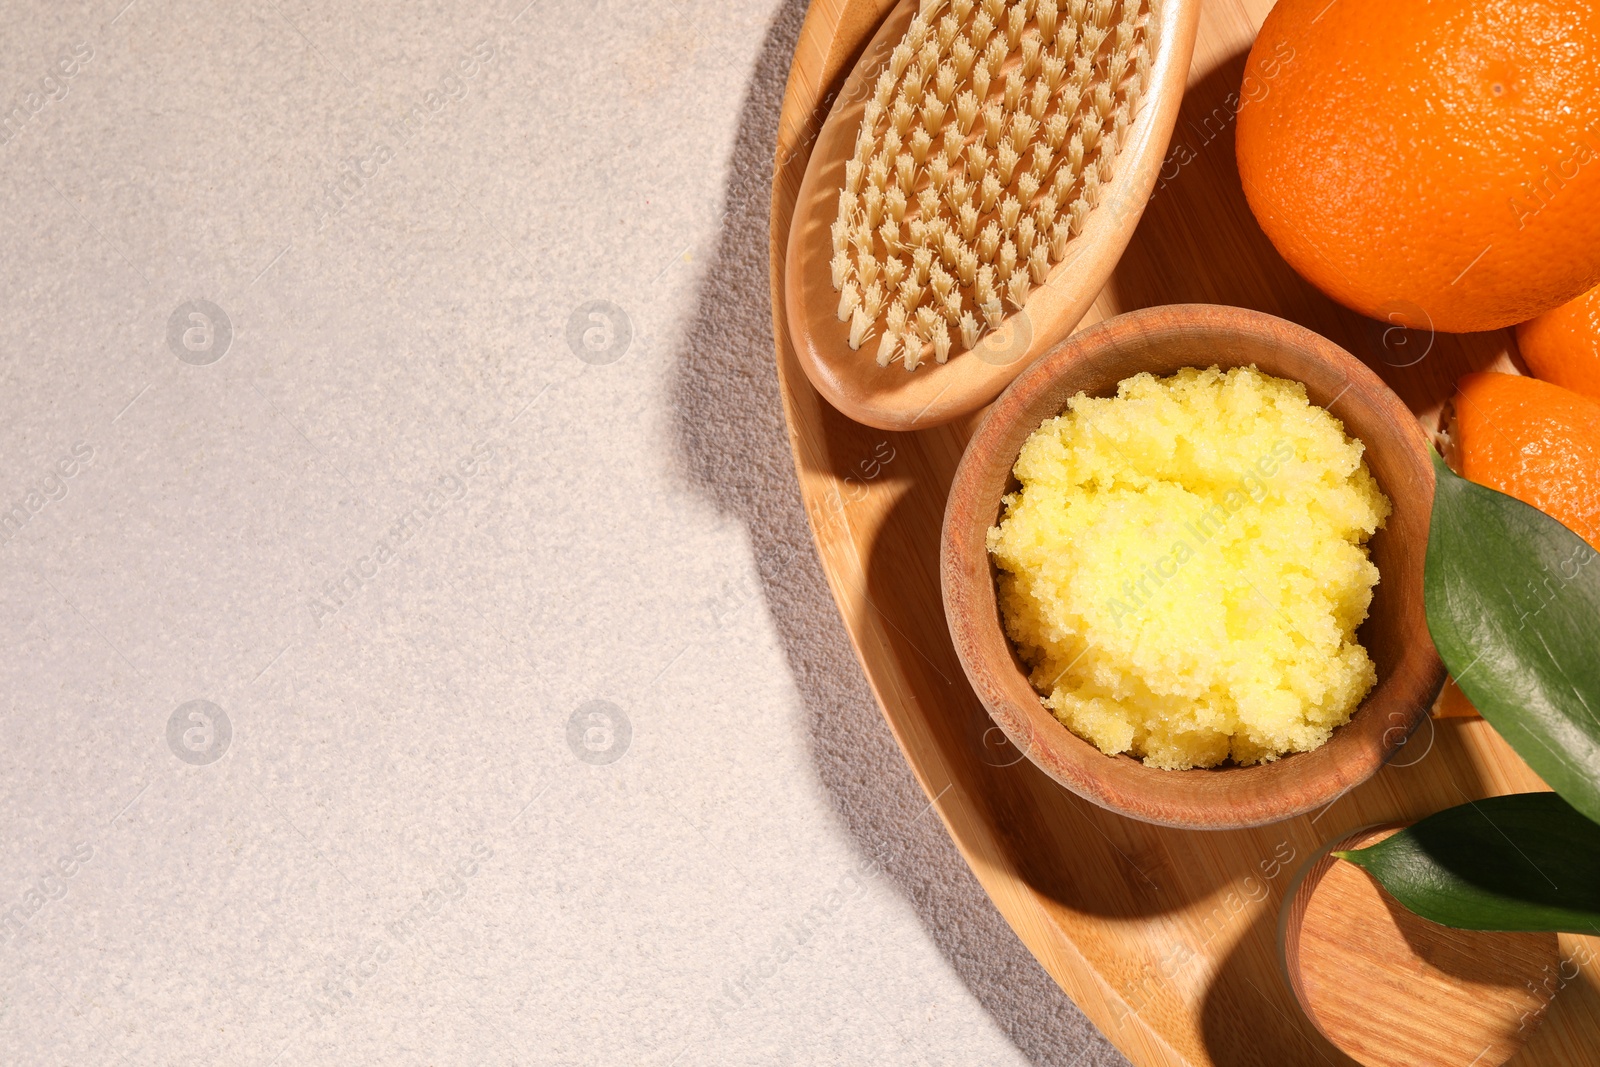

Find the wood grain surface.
xmin=1282 ymin=826 xmax=1560 ymax=1067
xmin=767 ymin=0 xmax=1600 ymax=1063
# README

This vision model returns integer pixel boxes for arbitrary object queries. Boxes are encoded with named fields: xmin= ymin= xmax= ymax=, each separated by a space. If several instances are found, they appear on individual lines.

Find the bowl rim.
xmin=939 ymin=303 xmax=1447 ymax=829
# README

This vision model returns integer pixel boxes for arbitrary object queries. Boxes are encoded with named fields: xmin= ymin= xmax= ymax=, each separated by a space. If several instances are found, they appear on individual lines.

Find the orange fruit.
xmin=1516 ymin=281 xmax=1600 ymax=401
xmin=1451 ymin=371 xmax=1600 ymax=548
xmin=1235 ymin=0 xmax=1600 ymax=333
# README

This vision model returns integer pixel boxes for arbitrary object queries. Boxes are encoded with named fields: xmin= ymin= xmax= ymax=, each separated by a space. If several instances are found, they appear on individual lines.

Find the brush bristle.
xmin=831 ymin=0 xmax=1156 ymax=369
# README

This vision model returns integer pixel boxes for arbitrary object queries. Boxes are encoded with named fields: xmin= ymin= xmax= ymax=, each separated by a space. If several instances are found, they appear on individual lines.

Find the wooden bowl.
xmin=940 ymin=304 xmax=1447 ymax=829
xmin=783 ymin=0 xmax=1202 ymax=431
xmin=1278 ymin=825 xmax=1559 ymax=1067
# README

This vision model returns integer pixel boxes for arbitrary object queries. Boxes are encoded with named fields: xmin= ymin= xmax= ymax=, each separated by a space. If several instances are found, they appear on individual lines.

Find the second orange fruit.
xmin=1236 ymin=0 xmax=1600 ymax=333
xmin=1451 ymin=372 xmax=1600 ymax=550
xmin=1517 ymin=282 xmax=1600 ymax=402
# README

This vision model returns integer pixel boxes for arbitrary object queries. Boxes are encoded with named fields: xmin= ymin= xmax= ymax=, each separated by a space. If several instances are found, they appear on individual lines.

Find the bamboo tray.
xmin=766 ymin=1 xmax=1600 ymax=1064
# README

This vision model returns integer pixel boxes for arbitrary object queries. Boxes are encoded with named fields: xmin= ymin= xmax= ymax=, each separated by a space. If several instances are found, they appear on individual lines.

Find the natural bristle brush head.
xmin=783 ymin=0 xmax=1199 ymax=429
xmin=828 ymin=0 xmax=1157 ymax=370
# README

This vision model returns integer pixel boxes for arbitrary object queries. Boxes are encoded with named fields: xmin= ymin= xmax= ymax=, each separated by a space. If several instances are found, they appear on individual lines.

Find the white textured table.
xmin=0 ymin=1 xmax=1126 ymax=1063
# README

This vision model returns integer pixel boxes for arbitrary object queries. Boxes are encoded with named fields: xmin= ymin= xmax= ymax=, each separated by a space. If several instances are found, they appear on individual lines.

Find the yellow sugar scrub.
xmin=986 ymin=365 xmax=1391 ymax=770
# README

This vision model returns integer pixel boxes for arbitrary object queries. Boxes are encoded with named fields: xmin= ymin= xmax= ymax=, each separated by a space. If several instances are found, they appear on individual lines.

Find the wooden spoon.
xmin=784 ymin=0 xmax=1201 ymax=431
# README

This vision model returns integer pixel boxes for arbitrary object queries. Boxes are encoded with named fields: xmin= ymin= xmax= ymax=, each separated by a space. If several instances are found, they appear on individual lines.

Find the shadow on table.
xmin=665 ymin=0 xmax=1131 ymax=1063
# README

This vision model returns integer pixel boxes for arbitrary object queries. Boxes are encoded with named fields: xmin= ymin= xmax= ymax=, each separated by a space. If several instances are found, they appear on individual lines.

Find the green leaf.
xmin=1424 ymin=450 xmax=1600 ymax=824
xmin=1337 ymin=792 xmax=1600 ymax=933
